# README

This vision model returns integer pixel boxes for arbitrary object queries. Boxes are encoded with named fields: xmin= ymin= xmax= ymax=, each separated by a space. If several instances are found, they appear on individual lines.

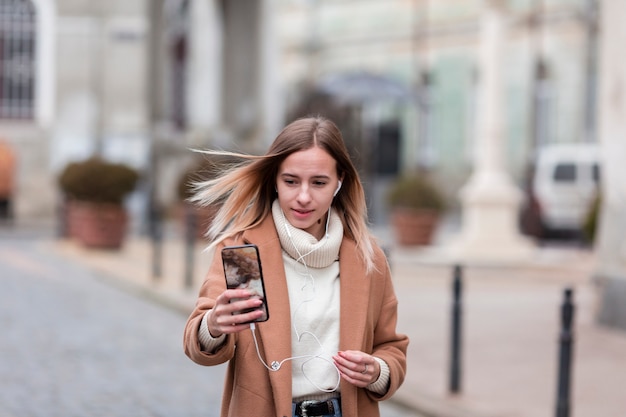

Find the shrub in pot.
xmin=386 ymin=173 xmax=446 ymax=246
xmin=58 ymin=157 xmax=140 ymax=249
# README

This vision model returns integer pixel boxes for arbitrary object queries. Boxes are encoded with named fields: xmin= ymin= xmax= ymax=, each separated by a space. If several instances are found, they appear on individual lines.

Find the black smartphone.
xmin=221 ymin=244 xmax=269 ymax=323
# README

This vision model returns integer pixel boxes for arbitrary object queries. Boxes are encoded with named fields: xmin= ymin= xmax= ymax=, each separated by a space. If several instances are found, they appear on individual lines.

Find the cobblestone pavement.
xmin=0 ymin=236 xmax=224 ymax=417
xmin=0 ymin=231 xmax=421 ymax=417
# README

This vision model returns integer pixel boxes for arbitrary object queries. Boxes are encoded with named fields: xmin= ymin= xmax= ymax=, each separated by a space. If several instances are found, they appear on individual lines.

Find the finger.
xmin=222 ymin=288 xmax=256 ymax=303
xmin=336 ymin=350 xmax=369 ymax=373
xmin=333 ymin=354 xmax=372 ymax=385
xmin=334 ymin=364 xmax=370 ymax=388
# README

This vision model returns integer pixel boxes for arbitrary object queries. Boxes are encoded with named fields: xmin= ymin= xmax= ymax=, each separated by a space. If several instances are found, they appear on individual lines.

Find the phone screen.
xmin=221 ymin=244 xmax=269 ymax=323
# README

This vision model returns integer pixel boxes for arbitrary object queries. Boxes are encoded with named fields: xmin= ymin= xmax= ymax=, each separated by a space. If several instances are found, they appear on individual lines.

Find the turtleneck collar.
xmin=271 ymin=200 xmax=343 ymax=269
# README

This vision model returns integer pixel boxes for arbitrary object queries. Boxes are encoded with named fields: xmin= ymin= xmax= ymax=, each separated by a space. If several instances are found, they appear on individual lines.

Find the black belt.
xmin=294 ymin=398 xmax=341 ymax=416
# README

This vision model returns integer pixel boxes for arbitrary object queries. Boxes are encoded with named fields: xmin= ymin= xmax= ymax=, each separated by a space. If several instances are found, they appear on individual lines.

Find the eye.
xmin=313 ymin=180 xmax=327 ymax=187
xmin=283 ymin=178 xmax=297 ymax=186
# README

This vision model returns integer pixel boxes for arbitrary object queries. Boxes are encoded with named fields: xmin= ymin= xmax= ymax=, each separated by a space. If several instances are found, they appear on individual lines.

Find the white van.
xmin=522 ymin=143 xmax=601 ymax=237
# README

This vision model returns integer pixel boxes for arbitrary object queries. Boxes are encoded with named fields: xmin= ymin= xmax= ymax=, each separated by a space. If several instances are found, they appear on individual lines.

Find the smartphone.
xmin=221 ymin=244 xmax=269 ymax=323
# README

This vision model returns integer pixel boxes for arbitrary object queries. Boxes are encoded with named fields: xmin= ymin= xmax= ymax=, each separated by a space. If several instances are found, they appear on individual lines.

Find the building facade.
xmin=0 ymin=0 xmax=282 ymax=227
xmin=275 ymin=0 xmax=599 ymax=221
xmin=0 ymin=0 xmax=598 ymax=230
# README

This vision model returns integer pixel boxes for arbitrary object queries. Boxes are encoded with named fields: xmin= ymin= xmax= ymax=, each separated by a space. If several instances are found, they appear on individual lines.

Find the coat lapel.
xmin=338 ymin=238 xmax=371 ymax=352
xmin=339 ymin=238 xmax=372 ymax=413
xmin=242 ymin=217 xmax=294 ymax=413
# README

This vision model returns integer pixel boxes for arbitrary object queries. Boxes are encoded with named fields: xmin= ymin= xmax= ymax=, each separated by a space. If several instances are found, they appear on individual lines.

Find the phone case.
xmin=221 ymin=244 xmax=269 ymax=322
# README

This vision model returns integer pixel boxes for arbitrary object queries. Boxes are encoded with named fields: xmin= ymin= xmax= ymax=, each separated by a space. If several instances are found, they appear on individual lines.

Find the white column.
xmin=446 ymin=1 xmax=533 ymax=263
xmin=186 ymin=0 xmax=222 ymax=145
xmin=594 ymin=0 xmax=626 ymax=330
xmin=258 ymin=0 xmax=285 ymax=146
xmin=33 ymin=0 xmax=56 ymax=129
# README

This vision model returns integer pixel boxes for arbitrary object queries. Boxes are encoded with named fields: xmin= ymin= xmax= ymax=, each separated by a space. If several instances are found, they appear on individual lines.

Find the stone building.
xmin=275 ymin=0 xmax=599 ymax=222
xmin=0 ymin=0 xmax=282 ymax=228
xmin=0 ymin=0 xmax=598 ymax=230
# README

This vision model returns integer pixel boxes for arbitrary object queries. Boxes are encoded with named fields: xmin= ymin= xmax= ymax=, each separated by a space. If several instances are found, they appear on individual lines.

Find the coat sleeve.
xmin=368 ymin=246 xmax=409 ymax=401
xmin=183 ymin=243 xmax=237 ymax=366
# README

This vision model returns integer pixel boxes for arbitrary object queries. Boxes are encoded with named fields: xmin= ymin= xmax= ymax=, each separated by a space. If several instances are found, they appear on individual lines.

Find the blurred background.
xmin=1 ymin=0 xmax=625 ymax=329
xmin=4 ymin=2 xmax=626 ymax=416
xmin=0 ymin=0 xmax=601 ymax=222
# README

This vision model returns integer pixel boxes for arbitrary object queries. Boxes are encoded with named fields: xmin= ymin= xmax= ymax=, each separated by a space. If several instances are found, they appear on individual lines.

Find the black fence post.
xmin=449 ymin=264 xmax=463 ymax=394
xmin=184 ymin=206 xmax=197 ymax=289
xmin=556 ymin=287 xmax=575 ymax=417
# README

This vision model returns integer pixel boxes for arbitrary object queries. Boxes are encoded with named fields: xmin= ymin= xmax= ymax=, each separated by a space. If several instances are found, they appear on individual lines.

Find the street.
xmin=0 ymin=234 xmax=224 ymax=417
xmin=0 ymin=231 xmax=421 ymax=417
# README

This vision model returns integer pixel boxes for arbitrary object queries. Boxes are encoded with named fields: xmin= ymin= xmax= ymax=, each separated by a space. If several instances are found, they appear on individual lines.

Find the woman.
xmin=183 ymin=116 xmax=408 ymax=417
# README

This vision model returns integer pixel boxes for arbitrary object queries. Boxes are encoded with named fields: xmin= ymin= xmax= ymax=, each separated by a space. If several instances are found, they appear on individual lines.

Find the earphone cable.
xmin=249 ymin=323 xmax=340 ymax=392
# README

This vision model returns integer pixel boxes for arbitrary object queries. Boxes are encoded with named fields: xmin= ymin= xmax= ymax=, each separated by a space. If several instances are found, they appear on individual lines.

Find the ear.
xmin=333 ymin=179 xmax=342 ymax=197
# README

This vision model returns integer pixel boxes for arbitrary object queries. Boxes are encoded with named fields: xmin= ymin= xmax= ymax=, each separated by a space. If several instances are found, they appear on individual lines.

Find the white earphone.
xmin=333 ymin=180 xmax=342 ymax=197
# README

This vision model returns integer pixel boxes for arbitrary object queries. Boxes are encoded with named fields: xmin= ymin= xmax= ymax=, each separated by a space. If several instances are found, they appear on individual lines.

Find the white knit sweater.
xmin=272 ymin=202 xmax=343 ymax=399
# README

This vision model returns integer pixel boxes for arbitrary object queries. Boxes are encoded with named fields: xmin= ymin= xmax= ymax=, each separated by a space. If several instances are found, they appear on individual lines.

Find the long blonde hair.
xmin=191 ymin=116 xmax=377 ymax=272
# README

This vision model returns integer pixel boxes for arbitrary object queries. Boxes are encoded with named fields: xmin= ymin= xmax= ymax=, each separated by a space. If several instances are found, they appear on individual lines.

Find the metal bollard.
xmin=184 ymin=206 xmax=197 ymax=289
xmin=556 ymin=288 xmax=575 ymax=417
xmin=449 ymin=264 xmax=463 ymax=394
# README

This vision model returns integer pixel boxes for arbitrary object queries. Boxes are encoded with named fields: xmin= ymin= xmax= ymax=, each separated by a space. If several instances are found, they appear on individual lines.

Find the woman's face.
xmin=276 ymin=146 xmax=341 ymax=240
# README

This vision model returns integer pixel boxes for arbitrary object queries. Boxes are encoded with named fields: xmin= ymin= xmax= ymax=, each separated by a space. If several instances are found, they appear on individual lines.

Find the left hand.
xmin=333 ymin=350 xmax=380 ymax=388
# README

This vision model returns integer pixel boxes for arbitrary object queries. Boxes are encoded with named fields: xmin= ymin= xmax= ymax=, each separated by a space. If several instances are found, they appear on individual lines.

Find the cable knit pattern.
xmin=271 ymin=201 xmax=343 ymax=268
xmin=273 ymin=201 xmax=344 ymax=398
xmin=198 ymin=311 xmax=226 ymax=352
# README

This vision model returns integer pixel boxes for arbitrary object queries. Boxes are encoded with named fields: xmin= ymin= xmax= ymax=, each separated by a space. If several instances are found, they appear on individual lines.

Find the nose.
xmin=296 ymin=185 xmax=312 ymax=204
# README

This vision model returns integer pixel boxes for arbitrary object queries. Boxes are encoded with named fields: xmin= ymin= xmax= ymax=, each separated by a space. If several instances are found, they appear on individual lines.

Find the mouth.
xmin=291 ymin=208 xmax=314 ymax=219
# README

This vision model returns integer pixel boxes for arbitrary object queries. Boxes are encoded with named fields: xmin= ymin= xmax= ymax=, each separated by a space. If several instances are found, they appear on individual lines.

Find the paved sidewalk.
xmin=48 ymin=230 xmax=626 ymax=417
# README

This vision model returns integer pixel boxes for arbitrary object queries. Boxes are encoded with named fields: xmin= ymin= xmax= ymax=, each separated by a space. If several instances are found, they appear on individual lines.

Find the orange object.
xmin=0 ymin=140 xmax=16 ymax=198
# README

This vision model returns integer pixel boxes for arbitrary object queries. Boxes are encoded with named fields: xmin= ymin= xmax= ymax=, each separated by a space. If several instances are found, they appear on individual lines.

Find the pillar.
xmin=446 ymin=1 xmax=533 ymax=263
xmin=594 ymin=0 xmax=626 ymax=331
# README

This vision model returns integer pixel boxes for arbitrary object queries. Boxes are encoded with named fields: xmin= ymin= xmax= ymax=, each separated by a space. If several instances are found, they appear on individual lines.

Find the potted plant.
xmin=58 ymin=157 xmax=140 ymax=249
xmin=176 ymin=154 xmax=236 ymax=239
xmin=386 ymin=173 xmax=446 ymax=246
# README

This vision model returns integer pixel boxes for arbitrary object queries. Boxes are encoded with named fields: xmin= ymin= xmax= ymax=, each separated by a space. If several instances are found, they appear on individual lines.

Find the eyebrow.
xmin=279 ymin=173 xmax=332 ymax=181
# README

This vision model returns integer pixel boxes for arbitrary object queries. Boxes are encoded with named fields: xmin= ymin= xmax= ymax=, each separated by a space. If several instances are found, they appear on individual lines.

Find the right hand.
xmin=206 ymin=289 xmax=264 ymax=337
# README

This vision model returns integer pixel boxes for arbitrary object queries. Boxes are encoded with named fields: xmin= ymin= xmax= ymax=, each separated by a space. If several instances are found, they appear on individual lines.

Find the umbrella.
xmin=315 ymin=72 xmax=416 ymax=105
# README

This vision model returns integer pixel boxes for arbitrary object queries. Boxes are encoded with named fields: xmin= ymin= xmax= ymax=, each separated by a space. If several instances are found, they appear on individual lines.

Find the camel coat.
xmin=183 ymin=215 xmax=408 ymax=417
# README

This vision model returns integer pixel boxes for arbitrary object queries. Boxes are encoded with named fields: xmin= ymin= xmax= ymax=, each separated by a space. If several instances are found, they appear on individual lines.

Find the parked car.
xmin=521 ymin=143 xmax=601 ymax=239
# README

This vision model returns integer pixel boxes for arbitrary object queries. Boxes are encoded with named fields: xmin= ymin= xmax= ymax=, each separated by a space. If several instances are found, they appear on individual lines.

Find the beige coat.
xmin=183 ymin=215 xmax=408 ymax=417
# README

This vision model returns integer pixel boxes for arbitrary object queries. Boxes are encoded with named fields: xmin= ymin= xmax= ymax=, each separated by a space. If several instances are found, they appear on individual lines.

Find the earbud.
xmin=333 ymin=180 xmax=342 ymax=197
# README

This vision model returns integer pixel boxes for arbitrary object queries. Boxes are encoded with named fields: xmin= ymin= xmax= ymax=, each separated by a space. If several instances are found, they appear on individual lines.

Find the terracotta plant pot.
xmin=391 ymin=208 xmax=439 ymax=246
xmin=69 ymin=201 xmax=128 ymax=249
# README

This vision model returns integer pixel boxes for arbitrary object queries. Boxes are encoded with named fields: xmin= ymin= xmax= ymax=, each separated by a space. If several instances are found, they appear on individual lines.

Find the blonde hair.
xmin=191 ymin=116 xmax=377 ymax=273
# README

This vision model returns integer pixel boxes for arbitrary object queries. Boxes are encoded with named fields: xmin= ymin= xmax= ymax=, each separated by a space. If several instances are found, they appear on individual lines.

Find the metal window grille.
xmin=0 ymin=0 xmax=36 ymax=120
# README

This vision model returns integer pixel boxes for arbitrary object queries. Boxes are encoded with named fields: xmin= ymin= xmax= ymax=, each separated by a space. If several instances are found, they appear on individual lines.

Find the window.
xmin=553 ymin=163 xmax=576 ymax=182
xmin=0 ymin=0 xmax=36 ymax=120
